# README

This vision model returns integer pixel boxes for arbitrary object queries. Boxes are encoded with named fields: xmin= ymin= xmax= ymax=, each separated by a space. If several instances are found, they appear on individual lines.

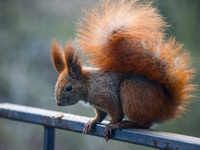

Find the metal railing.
xmin=0 ymin=103 xmax=200 ymax=150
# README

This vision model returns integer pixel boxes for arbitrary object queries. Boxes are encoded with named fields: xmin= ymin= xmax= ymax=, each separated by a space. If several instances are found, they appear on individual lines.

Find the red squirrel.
xmin=50 ymin=0 xmax=195 ymax=141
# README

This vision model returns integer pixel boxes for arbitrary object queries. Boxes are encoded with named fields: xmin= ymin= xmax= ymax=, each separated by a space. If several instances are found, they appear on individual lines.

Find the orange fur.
xmin=64 ymin=41 xmax=83 ymax=80
xmin=77 ymin=0 xmax=195 ymax=118
xmin=51 ymin=39 xmax=65 ymax=73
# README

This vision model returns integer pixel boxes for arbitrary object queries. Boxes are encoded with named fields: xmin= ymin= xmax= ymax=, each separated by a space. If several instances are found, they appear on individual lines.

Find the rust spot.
xmin=152 ymin=139 xmax=157 ymax=148
xmin=42 ymin=116 xmax=52 ymax=121
xmin=164 ymin=143 xmax=179 ymax=150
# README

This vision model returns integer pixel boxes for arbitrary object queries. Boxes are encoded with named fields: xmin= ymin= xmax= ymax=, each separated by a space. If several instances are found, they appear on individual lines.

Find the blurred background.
xmin=0 ymin=0 xmax=199 ymax=150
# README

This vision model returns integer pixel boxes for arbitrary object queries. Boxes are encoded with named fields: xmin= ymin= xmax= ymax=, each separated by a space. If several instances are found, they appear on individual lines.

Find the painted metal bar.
xmin=44 ymin=126 xmax=55 ymax=150
xmin=0 ymin=103 xmax=200 ymax=150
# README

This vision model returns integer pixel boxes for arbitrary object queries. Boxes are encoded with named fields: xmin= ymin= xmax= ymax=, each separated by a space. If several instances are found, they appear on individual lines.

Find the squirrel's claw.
xmin=104 ymin=126 xmax=112 ymax=141
xmin=104 ymin=122 xmax=122 ymax=141
xmin=83 ymin=119 xmax=97 ymax=134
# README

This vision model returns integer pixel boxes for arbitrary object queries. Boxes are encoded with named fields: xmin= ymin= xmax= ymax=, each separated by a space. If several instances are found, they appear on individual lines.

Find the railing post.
xmin=44 ymin=126 xmax=55 ymax=150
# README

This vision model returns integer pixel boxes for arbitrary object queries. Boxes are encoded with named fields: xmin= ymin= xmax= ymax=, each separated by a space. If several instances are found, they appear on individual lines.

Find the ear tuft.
xmin=65 ymin=41 xmax=82 ymax=80
xmin=51 ymin=39 xmax=65 ymax=73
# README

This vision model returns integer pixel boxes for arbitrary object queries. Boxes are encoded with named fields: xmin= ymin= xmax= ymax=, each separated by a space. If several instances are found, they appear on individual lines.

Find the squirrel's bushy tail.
xmin=77 ymin=0 xmax=195 ymax=117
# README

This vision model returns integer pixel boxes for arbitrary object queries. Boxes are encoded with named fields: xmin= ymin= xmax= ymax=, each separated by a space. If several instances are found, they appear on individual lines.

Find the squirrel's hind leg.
xmin=120 ymin=76 xmax=169 ymax=129
xmin=104 ymin=120 xmax=151 ymax=141
xmin=106 ymin=120 xmax=151 ymax=129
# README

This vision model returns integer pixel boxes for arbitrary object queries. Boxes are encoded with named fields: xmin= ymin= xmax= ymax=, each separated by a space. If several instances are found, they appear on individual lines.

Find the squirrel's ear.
xmin=51 ymin=39 xmax=65 ymax=73
xmin=65 ymin=41 xmax=82 ymax=80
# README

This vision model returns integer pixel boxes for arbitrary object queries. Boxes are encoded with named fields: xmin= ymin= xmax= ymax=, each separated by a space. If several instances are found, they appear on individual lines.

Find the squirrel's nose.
xmin=57 ymin=101 xmax=63 ymax=106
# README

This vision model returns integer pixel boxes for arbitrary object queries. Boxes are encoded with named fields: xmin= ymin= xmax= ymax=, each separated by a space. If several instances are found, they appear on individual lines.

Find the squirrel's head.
xmin=51 ymin=40 xmax=87 ymax=106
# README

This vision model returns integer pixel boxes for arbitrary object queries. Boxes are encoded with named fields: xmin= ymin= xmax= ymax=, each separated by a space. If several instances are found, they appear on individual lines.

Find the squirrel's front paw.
xmin=83 ymin=119 xmax=97 ymax=134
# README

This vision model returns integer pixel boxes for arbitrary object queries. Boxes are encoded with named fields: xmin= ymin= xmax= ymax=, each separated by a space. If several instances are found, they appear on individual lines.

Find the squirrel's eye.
xmin=66 ymin=85 xmax=72 ymax=91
